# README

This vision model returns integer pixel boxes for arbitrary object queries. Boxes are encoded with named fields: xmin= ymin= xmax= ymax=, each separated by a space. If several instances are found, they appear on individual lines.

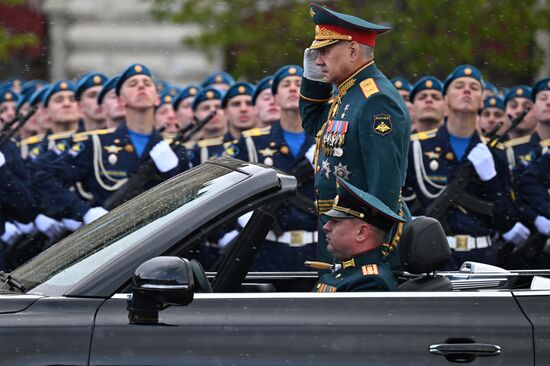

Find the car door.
xmin=88 ymin=291 xmax=532 ymax=366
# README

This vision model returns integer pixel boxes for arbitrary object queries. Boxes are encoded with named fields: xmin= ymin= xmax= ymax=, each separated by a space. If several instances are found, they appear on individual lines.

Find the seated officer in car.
xmin=314 ymin=178 xmax=405 ymax=292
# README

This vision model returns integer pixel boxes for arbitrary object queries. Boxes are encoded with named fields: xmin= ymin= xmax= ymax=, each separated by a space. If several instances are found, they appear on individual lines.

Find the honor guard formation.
xmin=0 ymin=3 xmax=549 ymax=291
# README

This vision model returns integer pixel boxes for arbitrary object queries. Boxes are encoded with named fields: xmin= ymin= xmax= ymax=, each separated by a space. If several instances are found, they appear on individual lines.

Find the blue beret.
xmin=390 ymin=77 xmax=412 ymax=92
xmin=28 ymin=84 xmax=50 ymax=107
xmin=3 ymin=78 xmax=24 ymax=91
xmin=192 ymin=87 xmax=222 ymax=111
xmin=75 ymin=72 xmax=108 ymax=101
xmin=20 ymin=80 xmax=47 ymax=99
xmin=43 ymin=80 xmax=76 ymax=108
xmin=201 ymin=71 xmax=235 ymax=88
xmin=410 ymin=76 xmax=443 ymax=102
xmin=483 ymin=81 xmax=498 ymax=95
xmin=115 ymin=63 xmax=154 ymax=96
xmin=221 ymin=82 xmax=254 ymax=108
xmin=0 ymin=88 xmax=20 ymax=104
xmin=158 ymin=89 xmax=175 ymax=108
xmin=173 ymin=84 xmax=200 ymax=110
xmin=482 ymin=96 xmax=505 ymax=111
xmin=252 ymin=76 xmax=273 ymax=106
xmin=531 ymin=78 xmax=550 ymax=101
xmin=443 ymin=65 xmax=484 ymax=95
xmin=97 ymin=75 xmax=119 ymax=105
xmin=16 ymin=91 xmax=31 ymax=115
xmin=504 ymin=85 xmax=532 ymax=105
xmin=309 ymin=3 xmax=390 ymax=49
xmin=271 ymin=65 xmax=303 ymax=95
xmin=325 ymin=177 xmax=404 ymax=232
xmin=155 ymin=80 xmax=170 ymax=93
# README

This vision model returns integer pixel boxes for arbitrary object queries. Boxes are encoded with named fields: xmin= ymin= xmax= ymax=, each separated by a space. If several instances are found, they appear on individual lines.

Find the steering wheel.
xmin=190 ymin=259 xmax=213 ymax=293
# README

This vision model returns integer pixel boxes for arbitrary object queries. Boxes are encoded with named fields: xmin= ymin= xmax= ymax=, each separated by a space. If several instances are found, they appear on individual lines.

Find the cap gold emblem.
xmin=425 ymin=80 xmax=433 ymax=88
xmin=60 ymin=82 xmax=68 ymax=89
xmin=164 ymin=95 xmax=172 ymax=103
xmin=238 ymin=85 xmax=245 ymax=93
xmin=517 ymin=89 xmax=523 ymax=96
xmin=289 ymin=67 xmax=297 ymax=75
xmin=464 ymin=68 xmax=472 ymax=75
xmin=134 ymin=65 xmax=143 ymax=73
xmin=490 ymin=98 xmax=496 ymax=106
xmin=395 ymin=80 xmax=402 ymax=88
xmin=190 ymin=88 xmax=197 ymax=95
xmin=4 ymin=93 xmax=11 ymax=100
xmin=206 ymin=91 xmax=214 ymax=99
xmin=215 ymin=75 xmax=223 ymax=83
xmin=93 ymin=75 xmax=101 ymax=84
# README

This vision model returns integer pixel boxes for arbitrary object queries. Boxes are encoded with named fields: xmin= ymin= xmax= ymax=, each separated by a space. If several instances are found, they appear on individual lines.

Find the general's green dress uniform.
xmin=313 ymin=177 xmax=404 ymax=292
xmin=300 ymin=4 xmax=411 ymax=266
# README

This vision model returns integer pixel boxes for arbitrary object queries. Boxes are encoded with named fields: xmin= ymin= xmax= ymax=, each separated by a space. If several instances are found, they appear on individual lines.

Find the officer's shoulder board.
xmin=198 ymin=136 xmax=224 ymax=148
xmin=361 ymin=264 xmax=379 ymax=276
xmin=161 ymin=131 xmax=177 ymax=144
xmin=503 ymin=134 xmax=532 ymax=148
xmin=359 ymin=78 xmax=380 ymax=100
xmin=242 ymin=125 xmax=272 ymax=138
xmin=48 ymin=129 xmax=77 ymax=142
xmin=410 ymin=128 xmax=437 ymax=141
xmin=21 ymin=134 xmax=44 ymax=146
xmin=72 ymin=127 xmax=116 ymax=142
xmin=481 ymin=136 xmax=505 ymax=150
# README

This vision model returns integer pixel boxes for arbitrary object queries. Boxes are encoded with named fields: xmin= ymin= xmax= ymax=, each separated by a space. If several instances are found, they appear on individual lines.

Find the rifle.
xmin=425 ymin=108 xmax=530 ymax=221
xmin=103 ymin=111 xmax=217 ymax=209
xmin=0 ymin=107 xmax=37 ymax=149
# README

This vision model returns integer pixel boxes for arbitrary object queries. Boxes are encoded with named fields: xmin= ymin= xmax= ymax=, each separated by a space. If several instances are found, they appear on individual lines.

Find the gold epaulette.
xmin=48 ymin=129 xmax=77 ymax=142
xmin=198 ymin=136 xmax=224 ymax=148
xmin=161 ymin=131 xmax=177 ymax=143
xmin=503 ymin=134 xmax=532 ymax=148
xmin=21 ymin=134 xmax=44 ymax=146
xmin=410 ymin=128 xmax=437 ymax=141
xmin=242 ymin=126 xmax=271 ymax=138
xmin=72 ymin=127 xmax=116 ymax=142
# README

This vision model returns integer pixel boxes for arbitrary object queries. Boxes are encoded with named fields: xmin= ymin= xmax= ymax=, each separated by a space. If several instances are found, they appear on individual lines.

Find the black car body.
xmin=0 ymin=158 xmax=548 ymax=365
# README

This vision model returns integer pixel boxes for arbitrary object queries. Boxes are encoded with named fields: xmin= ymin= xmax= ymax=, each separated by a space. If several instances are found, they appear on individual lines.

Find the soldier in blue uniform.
xmin=479 ymin=96 xmax=507 ymax=137
xmin=405 ymin=65 xmax=529 ymax=269
xmin=201 ymin=71 xmax=234 ymax=91
xmin=314 ymin=178 xmax=404 ymax=292
xmin=0 ymin=88 xmax=19 ymax=125
xmin=233 ymin=65 xmax=318 ymax=271
xmin=75 ymin=72 xmax=108 ymax=131
xmin=155 ymin=90 xmax=179 ymax=134
xmin=390 ymin=76 xmax=414 ymax=128
xmin=19 ymin=84 xmax=51 ymax=161
xmin=97 ymin=75 xmax=125 ymax=129
xmin=222 ymin=81 xmax=257 ymax=140
xmin=409 ymin=76 xmax=444 ymax=133
xmin=32 ymin=63 xmax=189 ymax=225
xmin=252 ymin=76 xmax=280 ymax=127
xmin=173 ymin=84 xmax=200 ymax=132
xmin=299 ymin=3 xmax=410 ymax=268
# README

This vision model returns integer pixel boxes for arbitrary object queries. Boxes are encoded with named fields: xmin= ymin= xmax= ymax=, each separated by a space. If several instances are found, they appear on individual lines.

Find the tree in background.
xmin=0 ymin=0 xmax=37 ymax=62
xmin=152 ymin=0 xmax=550 ymax=86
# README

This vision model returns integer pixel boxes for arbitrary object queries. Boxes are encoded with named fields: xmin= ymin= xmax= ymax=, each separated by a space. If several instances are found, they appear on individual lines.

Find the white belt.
xmin=266 ymin=230 xmax=318 ymax=247
xmin=446 ymin=235 xmax=491 ymax=251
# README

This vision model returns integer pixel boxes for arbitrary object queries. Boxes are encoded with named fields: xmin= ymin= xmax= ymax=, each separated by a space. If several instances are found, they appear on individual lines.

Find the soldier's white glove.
xmin=34 ymin=214 xmax=65 ymax=240
xmin=502 ymin=222 xmax=531 ymax=246
xmin=15 ymin=221 xmax=37 ymax=235
xmin=62 ymin=218 xmax=83 ymax=232
xmin=467 ymin=143 xmax=496 ymax=181
xmin=305 ymin=144 xmax=315 ymax=167
xmin=1 ymin=222 xmax=22 ymax=245
xmin=535 ymin=216 xmax=550 ymax=236
xmin=0 ymin=151 xmax=5 ymax=168
xmin=83 ymin=207 xmax=108 ymax=225
xmin=149 ymin=140 xmax=178 ymax=173
xmin=303 ymin=48 xmax=324 ymax=82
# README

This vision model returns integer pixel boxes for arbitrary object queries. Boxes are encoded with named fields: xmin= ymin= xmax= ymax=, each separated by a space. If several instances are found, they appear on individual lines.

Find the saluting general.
xmin=299 ymin=3 xmax=410 ymax=266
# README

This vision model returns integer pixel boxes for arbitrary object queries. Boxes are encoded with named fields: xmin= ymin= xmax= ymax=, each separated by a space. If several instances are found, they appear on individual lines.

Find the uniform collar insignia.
xmin=342 ymin=258 xmax=355 ymax=269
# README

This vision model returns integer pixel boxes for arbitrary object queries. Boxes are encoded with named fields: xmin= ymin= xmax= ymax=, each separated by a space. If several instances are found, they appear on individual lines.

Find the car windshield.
xmin=8 ymin=164 xmax=248 ymax=293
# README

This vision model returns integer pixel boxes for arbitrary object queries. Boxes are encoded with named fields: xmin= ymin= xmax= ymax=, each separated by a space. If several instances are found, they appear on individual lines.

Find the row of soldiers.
xmin=0 ymin=60 xmax=548 ymax=273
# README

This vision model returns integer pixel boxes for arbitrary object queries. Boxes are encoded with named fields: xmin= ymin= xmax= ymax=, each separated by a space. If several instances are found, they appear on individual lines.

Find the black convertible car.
xmin=0 ymin=158 xmax=548 ymax=365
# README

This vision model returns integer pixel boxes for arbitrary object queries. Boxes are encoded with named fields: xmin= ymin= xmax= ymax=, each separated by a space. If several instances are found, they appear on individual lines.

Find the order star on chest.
xmin=258 ymin=147 xmax=277 ymax=157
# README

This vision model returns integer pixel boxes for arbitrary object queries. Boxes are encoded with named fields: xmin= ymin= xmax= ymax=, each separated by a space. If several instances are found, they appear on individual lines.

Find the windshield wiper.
xmin=0 ymin=271 xmax=27 ymax=293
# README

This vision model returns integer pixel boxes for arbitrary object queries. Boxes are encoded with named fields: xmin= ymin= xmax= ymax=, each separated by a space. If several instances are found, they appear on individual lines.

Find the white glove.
xmin=303 ymin=48 xmax=324 ymax=82
xmin=502 ymin=222 xmax=531 ymax=246
xmin=535 ymin=216 xmax=550 ymax=236
xmin=467 ymin=143 xmax=496 ymax=181
xmin=62 ymin=218 xmax=83 ymax=232
xmin=305 ymin=144 xmax=315 ymax=167
xmin=83 ymin=207 xmax=109 ymax=225
xmin=0 ymin=151 xmax=5 ymax=168
xmin=15 ymin=221 xmax=37 ymax=235
xmin=34 ymin=214 xmax=65 ymax=240
xmin=149 ymin=140 xmax=179 ymax=173
xmin=1 ymin=222 xmax=22 ymax=245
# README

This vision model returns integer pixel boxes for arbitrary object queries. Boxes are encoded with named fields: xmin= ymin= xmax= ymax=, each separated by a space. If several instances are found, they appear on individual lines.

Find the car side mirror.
xmin=129 ymin=256 xmax=194 ymax=325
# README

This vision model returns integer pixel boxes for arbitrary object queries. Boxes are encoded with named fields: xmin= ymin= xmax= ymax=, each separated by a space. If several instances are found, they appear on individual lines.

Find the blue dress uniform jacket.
xmin=234 ymin=121 xmax=318 ymax=271
xmin=503 ymin=133 xmax=541 ymax=171
xmin=300 ymin=61 xmax=410 ymax=264
xmin=0 ymin=140 xmax=38 ymax=223
xmin=405 ymin=125 xmax=518 ymax=269
xmin=189 ymin=132 xmax=237 ymax=167
xmin=313 ymin=248 xmax=396 ymax=292
xmin=32 ymin=123 xmax=189 ymax=221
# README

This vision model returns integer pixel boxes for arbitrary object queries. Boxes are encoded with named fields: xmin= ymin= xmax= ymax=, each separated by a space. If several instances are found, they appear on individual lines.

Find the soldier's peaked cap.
xmin=325 ymin=178 xmax=404 ymax=232
xmin=309 ymin=3 xmax=390 ymax=49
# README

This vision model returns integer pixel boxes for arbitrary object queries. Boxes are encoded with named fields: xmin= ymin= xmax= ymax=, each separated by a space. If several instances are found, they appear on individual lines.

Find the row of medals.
xmin=322 ymin=126 xmax=345 ymax=157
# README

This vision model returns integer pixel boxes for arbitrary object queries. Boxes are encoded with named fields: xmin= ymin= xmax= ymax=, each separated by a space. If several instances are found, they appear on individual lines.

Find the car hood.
xmin=0 ymin=291 xmax=44 ymax=314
